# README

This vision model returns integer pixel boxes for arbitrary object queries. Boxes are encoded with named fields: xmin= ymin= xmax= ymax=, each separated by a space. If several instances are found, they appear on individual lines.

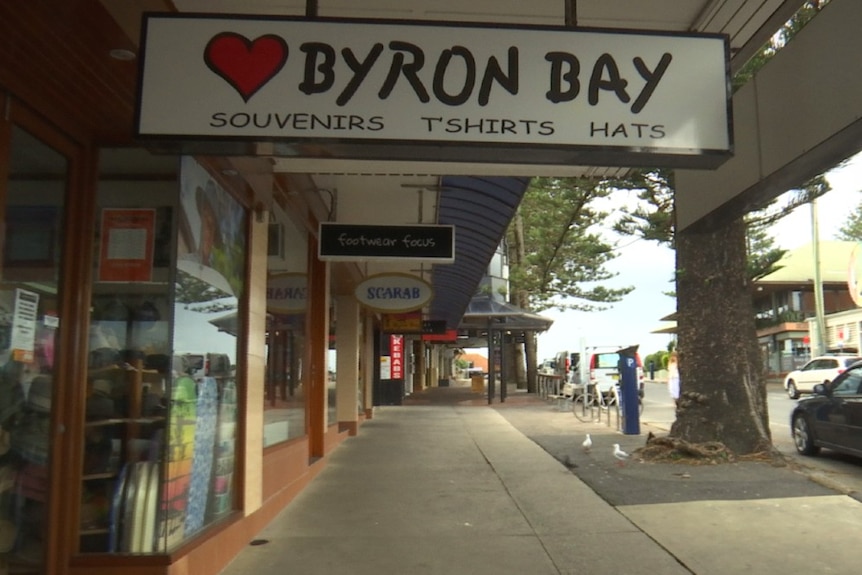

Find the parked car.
xmin=783 ymin=354 xmax=862 ymax=399
xmin=790 ymin=362 xmax=862 ymax=458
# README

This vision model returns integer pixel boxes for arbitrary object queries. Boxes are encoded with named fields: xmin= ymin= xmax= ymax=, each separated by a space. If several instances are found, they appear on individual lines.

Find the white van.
xmin=587 ymin=350 xmax=644 ymax=396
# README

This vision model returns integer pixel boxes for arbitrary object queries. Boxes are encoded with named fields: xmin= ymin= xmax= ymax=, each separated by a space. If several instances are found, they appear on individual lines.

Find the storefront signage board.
xmin=137 ymin=15 xmax=732 ymax=168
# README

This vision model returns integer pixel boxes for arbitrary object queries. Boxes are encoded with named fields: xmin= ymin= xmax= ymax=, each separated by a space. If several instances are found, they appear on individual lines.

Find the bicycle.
xmin=572 ymin=383 xmax=643 ymax=423
xmin=572 ymin=384 xmax=610 ymax=422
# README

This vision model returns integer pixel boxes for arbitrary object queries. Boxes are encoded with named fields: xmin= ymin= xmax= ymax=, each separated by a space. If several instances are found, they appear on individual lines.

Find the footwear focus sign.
xmin=137 ymin=15 xmax=732 ymax=168
xmin=318 ymin=223 xmax=454 ymax=262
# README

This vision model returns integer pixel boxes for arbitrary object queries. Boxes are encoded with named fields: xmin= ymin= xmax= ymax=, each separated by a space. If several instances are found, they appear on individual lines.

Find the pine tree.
xmin=836 ymin=198 xmax=862 ymax=242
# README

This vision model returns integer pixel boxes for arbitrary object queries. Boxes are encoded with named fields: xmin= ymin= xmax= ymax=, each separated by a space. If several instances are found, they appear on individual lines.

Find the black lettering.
xmin=539 ymin=121 xmax=555 ymax=136
xmin=545 ymin=52 xmax=580 ymax=103
xmin=611 ymin=123 xmax=628 ymax=137
xmin=252 ymin=114 xmax=271 ymax=129
xmin=337 ymin=44 xmax=385 ymax=106
xmin=311 ymin=114 xmax=331 ymax=129
xmin=651 ymin=125 xmax=666 ymax=139
xmin=274 ymin=113 xmax=292 ymax=129
xmin=588 ymin=54 xmax=630 ymax=106
xmin=420 ymin=117 xmax=443 ymax=131
xmin=210 ymin=113 xmax=227 ymax=127
xmin=518 ymin=119 xmax=536 ymax=134
xmin=462 ymin=117 xmax=483 ymax=132
xmin=632 ymin=123 xmax=648 ymax=137
xmin=478 ymin=47 xmax=518 ymax=106
xmin=590 ymin=122 xmax=609 ymax=136
xmin=367 ymin=116 xmax=385 ymax=131
xmin=379 ymin=42 xmax=429 ymax=102
xmin=230 ymin=113 xmax=250 ymax=128
xmin=631 ymin=53 xmax=672 ymax=113
xmin=293 ymin=113 xmax=309 ymax=129
xmin=299 ymin=43 xmax=336 ymax=95
xmin=433 ymin=47 xmax=475 ymax=106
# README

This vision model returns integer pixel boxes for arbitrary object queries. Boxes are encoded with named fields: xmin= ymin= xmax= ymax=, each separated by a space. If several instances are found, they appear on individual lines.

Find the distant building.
xmin=754 ymin=241 xmax=858 ymax=375
xmin=460 ymin=353 xmax=488 ymax=373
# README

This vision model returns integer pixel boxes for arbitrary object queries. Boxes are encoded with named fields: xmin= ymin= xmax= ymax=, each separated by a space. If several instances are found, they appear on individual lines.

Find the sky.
xmin=530 ymin=150 xmax=862 ymax=361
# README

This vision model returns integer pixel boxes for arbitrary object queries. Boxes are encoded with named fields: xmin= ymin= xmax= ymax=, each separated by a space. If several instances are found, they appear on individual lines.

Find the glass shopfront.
xmin=0 ymin=124 xmax=68 ymax=574
xmin=80 ymin=153 xmax=245 ymax=554
xmin=263 ymin=214 xmax=307 ymax=447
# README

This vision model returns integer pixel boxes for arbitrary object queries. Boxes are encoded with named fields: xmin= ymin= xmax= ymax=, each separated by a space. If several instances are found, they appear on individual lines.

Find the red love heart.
xmin=204 ymin=33 xmax=288 ymax=102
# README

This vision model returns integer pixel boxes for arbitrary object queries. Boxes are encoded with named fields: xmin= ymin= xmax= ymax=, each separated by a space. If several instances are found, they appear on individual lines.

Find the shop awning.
xmin=430 ymin=176 xmax=531 ymax=330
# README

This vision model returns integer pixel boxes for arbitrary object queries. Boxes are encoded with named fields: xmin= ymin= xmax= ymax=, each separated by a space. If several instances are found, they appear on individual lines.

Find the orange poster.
xmin=99 ymin=208 xmax=156 ymax=282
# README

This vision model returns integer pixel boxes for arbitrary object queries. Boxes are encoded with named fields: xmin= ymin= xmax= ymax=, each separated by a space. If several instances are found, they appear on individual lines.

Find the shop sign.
xmin=355 ymin=274 xmax=433 ymax=313
xmin=267 ymin=273 xmax=307 ymax=313
xmin=382 ymin=312 xmax=422 ymax=333
xmin=319 ymin=223 xmax=454 ymax=262
xmin=137 ymin=15 xmax=731 ymax=168
xmin=390 ymin=335 xmax=404 ymax=379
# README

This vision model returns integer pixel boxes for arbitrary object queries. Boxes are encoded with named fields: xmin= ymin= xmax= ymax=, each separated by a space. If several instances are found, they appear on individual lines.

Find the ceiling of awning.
xmin=430 ymin=176 xmax=531 ymax=329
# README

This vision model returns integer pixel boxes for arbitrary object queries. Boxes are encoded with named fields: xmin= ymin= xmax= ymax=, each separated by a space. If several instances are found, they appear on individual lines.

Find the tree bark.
xmin=523 ymin=334 xmax=537 ymax=392
xmin=671 ymin=217 xmax=773 ymax=454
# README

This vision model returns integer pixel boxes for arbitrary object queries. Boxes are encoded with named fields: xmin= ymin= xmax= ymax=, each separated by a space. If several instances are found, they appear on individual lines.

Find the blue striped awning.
xmin=429 ymin=176 xmax=530 ymax=330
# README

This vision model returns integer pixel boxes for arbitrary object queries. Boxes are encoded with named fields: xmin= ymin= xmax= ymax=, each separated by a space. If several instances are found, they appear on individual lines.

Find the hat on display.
xmin=133 ymin=300 xmax=160 ymax=323
xmin=0 ymin=465 xmax=16 ymax=495
xmin=92 ymin=379 xmax=112 ymax=397
xmin=0 ymin=518 xmax=16 ymax=553
xmin=27 ymin=376 xmax=52 ymax=413
xmin=86 ymin=393 xmax=114 ymax=419
xmin=98 ymin=298 xmax=130 ymax=322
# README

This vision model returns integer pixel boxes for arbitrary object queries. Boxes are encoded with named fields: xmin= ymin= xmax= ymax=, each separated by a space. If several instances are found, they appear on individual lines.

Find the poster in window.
xmin=99 ymin=208 xmax=156 ymax=282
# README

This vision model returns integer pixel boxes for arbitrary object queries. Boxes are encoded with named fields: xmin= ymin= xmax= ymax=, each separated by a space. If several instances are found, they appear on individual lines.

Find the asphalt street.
xmin=638 ymin=380 xmax=862 ymax=499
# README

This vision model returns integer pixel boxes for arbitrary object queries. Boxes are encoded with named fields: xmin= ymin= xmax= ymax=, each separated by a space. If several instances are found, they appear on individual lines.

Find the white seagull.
xmin=582 ymin=434 xmax=592 ymax=452
xmin=613 ymin=444 xmax=630 ymax=466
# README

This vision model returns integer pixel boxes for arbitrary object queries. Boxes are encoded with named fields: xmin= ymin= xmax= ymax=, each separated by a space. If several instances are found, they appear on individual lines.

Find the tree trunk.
xmin=671 ymin=217 xmax=773 ymax=454
xmin=524 ymin=333 xmax=538 ymax=393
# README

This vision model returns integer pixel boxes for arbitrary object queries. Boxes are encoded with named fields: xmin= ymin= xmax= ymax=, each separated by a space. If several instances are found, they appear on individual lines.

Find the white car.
xmin=784 ymin=354 xmax=862 ymax=399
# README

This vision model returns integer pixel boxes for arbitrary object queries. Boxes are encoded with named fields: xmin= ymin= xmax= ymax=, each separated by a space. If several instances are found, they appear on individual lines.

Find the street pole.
xmin=811 ymin=198 xmax=827 ymax=356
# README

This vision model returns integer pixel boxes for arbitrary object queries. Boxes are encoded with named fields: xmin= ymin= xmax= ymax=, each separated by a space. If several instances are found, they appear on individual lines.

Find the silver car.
xmin=784 ymin=355 xmax=862 ymax=399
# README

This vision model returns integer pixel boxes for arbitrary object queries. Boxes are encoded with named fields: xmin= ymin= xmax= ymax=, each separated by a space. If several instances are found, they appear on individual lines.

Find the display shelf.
xmin=79 ymin=353 xmax=167 ymax=554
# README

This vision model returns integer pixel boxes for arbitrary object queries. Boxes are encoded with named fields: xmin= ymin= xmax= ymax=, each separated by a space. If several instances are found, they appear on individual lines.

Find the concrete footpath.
xmin=219 ymin=385 xmax=861 ymax=575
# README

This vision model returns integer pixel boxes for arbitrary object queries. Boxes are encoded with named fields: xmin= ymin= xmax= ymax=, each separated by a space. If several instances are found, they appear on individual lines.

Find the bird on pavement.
xmin=582 ymin=434 xmax=592 ymax=453
xmin=613 ymin=444 xmax=629 ymax=466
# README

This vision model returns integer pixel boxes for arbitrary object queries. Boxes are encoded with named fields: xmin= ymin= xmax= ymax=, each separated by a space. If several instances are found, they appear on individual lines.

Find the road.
xmin=640 ymin=380 xmax=862 ymax=498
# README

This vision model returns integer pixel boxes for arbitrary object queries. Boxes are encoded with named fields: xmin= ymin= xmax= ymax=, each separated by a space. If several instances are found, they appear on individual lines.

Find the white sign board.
xmin=137 ymin=15 xmax=732 ymax=167
xmin=355 ymin=274 xmax=433 ymax=313
xmin=267 ymin=273 xmax=307 ymax=314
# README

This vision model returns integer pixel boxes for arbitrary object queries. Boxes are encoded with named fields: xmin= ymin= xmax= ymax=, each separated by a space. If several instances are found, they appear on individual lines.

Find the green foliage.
xmin=604 ymin=168 xmax=675 ymax=246
xmin=507 ymin=177 xmax=633 ymax=312
xmin=837 ymin=197 xmax=862 ymax=242
xmin=643 ymin=351 xmax=666 ymax=373
xmin=745 ymin=224 xmax=786 ymax=281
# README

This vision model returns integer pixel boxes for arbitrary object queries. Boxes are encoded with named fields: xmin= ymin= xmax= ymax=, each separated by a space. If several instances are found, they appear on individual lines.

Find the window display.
xmin=79 ymin=153 xmax=246 ymax=554
xmin=0 ymin=126 xmax=67 ymax=574
xmin=264 ymin=218 xmax=308 ymax=446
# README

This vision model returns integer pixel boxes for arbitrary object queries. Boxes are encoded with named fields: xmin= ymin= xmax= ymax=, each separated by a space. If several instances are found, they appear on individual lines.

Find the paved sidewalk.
xmin=219 ymin=385 xmax=862 ymax=575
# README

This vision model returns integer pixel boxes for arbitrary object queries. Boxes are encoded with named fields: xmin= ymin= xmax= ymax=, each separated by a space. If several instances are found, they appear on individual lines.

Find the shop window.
xmin=79 ymin=153 xmax=245 ymax=554
xmin=263 ymin=213 xmax=307 ymax=446
xmin=0 ymin=125 xmax=67 ymax=573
